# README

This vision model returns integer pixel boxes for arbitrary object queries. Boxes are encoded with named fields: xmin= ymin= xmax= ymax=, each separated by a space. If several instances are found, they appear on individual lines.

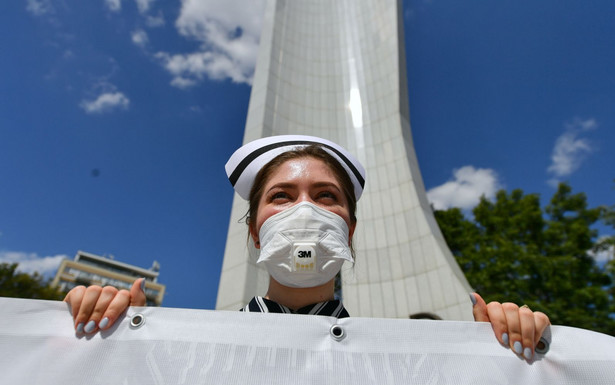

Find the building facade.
xmin=52 ymin=250 xmax=165 ymax=306
xmin=216 ymin=0 xmax=474 ymax=320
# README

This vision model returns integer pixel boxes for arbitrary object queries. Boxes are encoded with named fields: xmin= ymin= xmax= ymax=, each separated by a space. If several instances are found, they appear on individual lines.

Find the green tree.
xmin=0 ymin=263 xmax=65 ymax=300
xmin=434 ymin=183 xmax=615 ymax=335
xmin=595 ymin=200 xmax=615 ymax=261
xmin=597 ymin=201 xmax=615 ymax=314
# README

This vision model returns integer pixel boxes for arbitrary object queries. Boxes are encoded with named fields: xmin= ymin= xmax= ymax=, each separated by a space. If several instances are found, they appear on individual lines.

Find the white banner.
xmin=1 ymin=297 xmax=614 ymax=384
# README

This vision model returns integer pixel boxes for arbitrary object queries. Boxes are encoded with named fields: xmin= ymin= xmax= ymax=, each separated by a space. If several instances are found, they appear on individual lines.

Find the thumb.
xmin=470 ymin=292 xmax=489 ymax=322
xmin=130 ymin=278 xmax=147 ymax=306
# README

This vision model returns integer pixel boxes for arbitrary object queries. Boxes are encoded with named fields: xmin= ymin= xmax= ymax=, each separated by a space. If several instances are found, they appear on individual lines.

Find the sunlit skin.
xmin=249 ymin=157 xmax=356 ymax=310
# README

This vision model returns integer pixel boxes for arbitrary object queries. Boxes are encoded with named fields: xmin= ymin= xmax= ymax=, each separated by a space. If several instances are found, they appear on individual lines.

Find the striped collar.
xmin=241 ymin=296 xmax=349 ymax=318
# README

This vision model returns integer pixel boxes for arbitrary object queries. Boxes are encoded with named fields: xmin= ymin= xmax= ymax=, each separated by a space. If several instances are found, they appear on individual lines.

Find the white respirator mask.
xmin=255 ymin=201 xmax=354 ymax=288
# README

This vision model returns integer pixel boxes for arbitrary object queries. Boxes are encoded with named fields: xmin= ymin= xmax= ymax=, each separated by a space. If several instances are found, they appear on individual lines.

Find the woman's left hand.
xmin=471 ymin=293 xmax=550 ymax=360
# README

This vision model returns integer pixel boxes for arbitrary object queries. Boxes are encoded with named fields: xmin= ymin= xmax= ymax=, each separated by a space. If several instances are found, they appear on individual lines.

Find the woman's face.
xmin=250 ymin=157 xmax=356 ymax=247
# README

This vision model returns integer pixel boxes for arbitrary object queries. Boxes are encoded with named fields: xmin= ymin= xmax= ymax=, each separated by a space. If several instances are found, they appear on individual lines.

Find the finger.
xmin=470 ymin=293 xmax=490 ymax=322
xmin=486 ymin=301 xmax=509 ymax=346
xmin=519 ymin=307 xmax=536 ymax=360
xmin=130 ymin=278 xmax=147 ymax=306
xmin=98 ymin=290 xmax=132 ymax=330
xmin=64 ymin=285 xmax=86 ymax=322
xmin=533 ymin=311 xmax=551 ymax=347
xmin=74 ymin=286 xmax=103 ymax=333
xmin=502 ymin=302 xmax=523 ymax=355
xmin=82 ymin=286 xmax=119 ymax=334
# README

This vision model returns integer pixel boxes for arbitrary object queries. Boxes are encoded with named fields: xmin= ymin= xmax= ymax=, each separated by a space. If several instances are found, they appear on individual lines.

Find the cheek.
xmin=331 ymin=208 xmax=353 ymax=229
xmin=255 ymin=207 xmax=277 ymax=235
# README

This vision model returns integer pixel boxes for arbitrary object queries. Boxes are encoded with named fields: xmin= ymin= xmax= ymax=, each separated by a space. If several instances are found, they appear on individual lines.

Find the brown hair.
xmin=247 ymin=145 xmax=357 ymax=232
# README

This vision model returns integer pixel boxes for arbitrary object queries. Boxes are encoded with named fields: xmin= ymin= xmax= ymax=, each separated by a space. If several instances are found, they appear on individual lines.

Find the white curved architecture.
xmin=216 ymin=0 xmax=474 ymax=320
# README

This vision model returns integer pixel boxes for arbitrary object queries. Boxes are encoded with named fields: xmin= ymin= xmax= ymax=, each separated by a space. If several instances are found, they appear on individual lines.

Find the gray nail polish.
xmin=523 ymin=347 xmax=533 ymax=360
xmin=513 ymin=341 xmax=523 ymax=355
xmin=140 ymin=278 xmax=146 ymax=291
xmin=469 ymin=293 xmax=477 ymax=306
xmin=99 ymin=317 xmax=109 ymax=329
xmin=502 ymin=333 xmax=509 ymax=345
xmin=84 ymin=320 xmax=96 ymax=333
xmin=76 ymin=322 xmax=84 ymax=333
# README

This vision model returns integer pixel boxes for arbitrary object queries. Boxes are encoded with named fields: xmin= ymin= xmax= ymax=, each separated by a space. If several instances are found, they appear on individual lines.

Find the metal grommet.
xmin=330 ymin=324 xmax=345 ymax=341
xmin=130 ymin=313 xmax=146 ymax=329
xmin=535 ymin=337 xmax=549 ymax=354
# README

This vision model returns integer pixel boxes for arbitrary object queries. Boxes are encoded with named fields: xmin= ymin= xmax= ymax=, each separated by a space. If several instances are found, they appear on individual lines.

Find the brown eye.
xmin=271 ymin=191 xmax=290 ymax=202
xmin=317 ymin=191 xmax=337 ymax=201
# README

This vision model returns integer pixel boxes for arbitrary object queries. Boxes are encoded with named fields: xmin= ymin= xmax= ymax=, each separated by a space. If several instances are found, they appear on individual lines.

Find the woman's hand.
xmin=64 ymin=278 xmax=147 ymax=334
xmin=471 ymin=292 xmax=550 ymax=360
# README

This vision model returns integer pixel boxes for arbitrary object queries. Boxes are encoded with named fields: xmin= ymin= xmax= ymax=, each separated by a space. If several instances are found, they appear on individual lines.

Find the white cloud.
xmin=26 ymin=0 xmax=54 ymax=16
xmin=146 ymin=11 xmax=165 ymax=27
xmin=135 ymin=0 xmax=154 ymax=14
xmin=427 ymin=166 xmax=501 ymax=210
xmin=105 ymin=0 xmax=122 ymax=12
xmin=547 ymin=118 xmax=597 ymax=186
xmin=156 ymin=0 xmax=265 ymax=87
xmin=169 ymin=75 xmax=198 ymax=89
xmin=131 ymin=29 xmax=149 ymax=47
xmin=0 ymin=251 xmax=67 ymax=278
xmin=589 ymin=238 xmax=614 ymax=266
xmin=156 ymin=50 xmax=251 ymax=86
xmin=80 ymin=91 xmax=130 ymax=114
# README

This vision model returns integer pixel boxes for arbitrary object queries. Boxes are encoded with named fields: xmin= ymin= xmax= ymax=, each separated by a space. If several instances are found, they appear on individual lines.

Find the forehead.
xmin=265 ymin=157 xmax=339 ymax=186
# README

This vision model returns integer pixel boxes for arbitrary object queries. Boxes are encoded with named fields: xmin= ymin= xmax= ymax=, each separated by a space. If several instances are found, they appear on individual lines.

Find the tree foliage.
xmin=0 ymin=263 xmax=65 ymax=301
xmin=434 ymin=183 xmax=615 ymax=335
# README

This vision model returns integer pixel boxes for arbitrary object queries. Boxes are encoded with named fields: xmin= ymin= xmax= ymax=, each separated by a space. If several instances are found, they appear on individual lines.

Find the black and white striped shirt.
xmin=241 ymin=296 xmax=349 ymax=318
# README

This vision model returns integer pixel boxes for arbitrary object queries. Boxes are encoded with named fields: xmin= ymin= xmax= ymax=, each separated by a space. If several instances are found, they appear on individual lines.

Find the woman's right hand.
xmin=64 ymin=278 xmax=147 ymax=334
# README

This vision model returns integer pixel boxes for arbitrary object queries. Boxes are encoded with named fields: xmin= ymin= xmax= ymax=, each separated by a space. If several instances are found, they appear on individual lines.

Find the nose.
xmin=296 ymin=192 xmax=316 ymax=205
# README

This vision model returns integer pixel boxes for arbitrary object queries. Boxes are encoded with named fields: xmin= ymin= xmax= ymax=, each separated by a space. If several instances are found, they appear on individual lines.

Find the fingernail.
xmin=513 ymin=341 xmax=523 ymax=355
xmin=76 ymin=322 xmax=84 ymax=333
xmin=502 ymin=333 xmax=509 ymax=345
xmin=84 ymin=320 xmax=96 ymax=333
xmin=523 ymin=347 xmax=533 ymax=360
xmin=140 ymin=278 xmax=146 ymax=291
xmin=469 ymin=293 xmax=477 ymax=306
xmin=99 ymin=317 xmax=109 ymax=329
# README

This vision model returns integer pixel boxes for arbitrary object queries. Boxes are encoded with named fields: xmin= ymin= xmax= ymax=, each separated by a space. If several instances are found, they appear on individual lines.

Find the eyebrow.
xmin=312 ymin=182 xmax=342 ymax=191
xmin=266 ymin=181 xmax=342 ymax=193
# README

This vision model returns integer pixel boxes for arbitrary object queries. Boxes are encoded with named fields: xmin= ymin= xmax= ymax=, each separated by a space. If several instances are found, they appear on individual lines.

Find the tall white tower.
xmin=216 ymin=0 xmax=474 ymax=320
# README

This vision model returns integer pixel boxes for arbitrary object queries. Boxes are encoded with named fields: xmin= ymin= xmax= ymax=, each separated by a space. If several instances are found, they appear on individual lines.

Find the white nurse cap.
xmin=225 ymin=135 xmax=366 ymax=201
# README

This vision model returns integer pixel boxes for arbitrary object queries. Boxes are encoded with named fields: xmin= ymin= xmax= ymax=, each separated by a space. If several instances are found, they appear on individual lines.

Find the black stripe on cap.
xmin=228 ymin=140 xmax=365 ymax=190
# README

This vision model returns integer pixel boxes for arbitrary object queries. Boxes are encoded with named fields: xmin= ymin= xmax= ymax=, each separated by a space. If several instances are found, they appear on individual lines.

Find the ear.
xmin=248 ymin=219 xmax=260 ymax=249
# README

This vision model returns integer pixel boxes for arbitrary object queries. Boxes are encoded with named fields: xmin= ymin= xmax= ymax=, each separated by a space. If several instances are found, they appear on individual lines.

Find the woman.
xmin=65 ymin=135 xmax=549 ymax=361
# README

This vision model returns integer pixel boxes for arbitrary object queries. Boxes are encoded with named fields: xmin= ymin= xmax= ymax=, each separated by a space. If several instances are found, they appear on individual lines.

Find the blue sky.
xmin=1 ymin=0 xmax=613 ymax=310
